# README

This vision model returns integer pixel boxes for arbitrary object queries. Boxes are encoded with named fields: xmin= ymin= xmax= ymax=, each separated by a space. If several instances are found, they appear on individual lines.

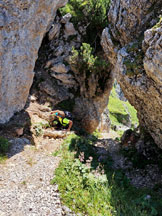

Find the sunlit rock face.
xmin=0 ymin=0 xmax=67 ymax=123
xmin=101 ymin=0 xmax=162 ymax=148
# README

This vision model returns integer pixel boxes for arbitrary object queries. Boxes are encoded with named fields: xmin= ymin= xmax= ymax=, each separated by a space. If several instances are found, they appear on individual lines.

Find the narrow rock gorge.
xmin=33 ymin=12 xmax=113 ymax=133
xmin=101 ymin=0 xmax=162 ymax=148
xmin=0 ymin=0 xmax=113 ymax=133
xmin=0 ymin=0 xmax=161 ymax=147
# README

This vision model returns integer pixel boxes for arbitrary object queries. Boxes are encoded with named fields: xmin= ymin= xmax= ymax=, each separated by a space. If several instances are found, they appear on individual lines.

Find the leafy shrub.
xmin=33 ymin=122 xmax=50 ymax=137
xmin=60 ymin=0 xmax=110 ymax=44
xmin=0 ymin=136 xmax=10 ymax=154
xmin=70 ymin=43 xmax=109 ymax=75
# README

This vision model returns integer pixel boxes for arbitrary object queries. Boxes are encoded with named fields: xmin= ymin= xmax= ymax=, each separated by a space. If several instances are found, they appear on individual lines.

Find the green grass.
xmin=52 ymin=134 xmax=162 ymax=216
xmin=0 ymin=136 xmax=10 ymax=163
xmin=108 ymin=86 xmax=138 ymax=128
xmin=0 ymin=155 xmax=7 ymax=163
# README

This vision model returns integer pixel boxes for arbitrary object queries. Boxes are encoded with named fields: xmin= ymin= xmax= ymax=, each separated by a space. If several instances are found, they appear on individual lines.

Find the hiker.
xmin=50 ymin=110 xmax=73 ymax=131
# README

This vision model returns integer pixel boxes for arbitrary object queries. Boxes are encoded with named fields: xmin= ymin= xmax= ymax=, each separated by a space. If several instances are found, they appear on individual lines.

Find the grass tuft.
xmin=0 ymin=136 xmax=10 ymax=163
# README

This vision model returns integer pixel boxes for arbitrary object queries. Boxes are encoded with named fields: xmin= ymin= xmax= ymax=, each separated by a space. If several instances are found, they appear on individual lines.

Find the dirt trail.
xmin=0 ymin=98 xmax=74 ymax=216
xmin=1 ymin=96 xmax=161 ymax=216
xmin=0 ymin=144 xmax=63 ymax=216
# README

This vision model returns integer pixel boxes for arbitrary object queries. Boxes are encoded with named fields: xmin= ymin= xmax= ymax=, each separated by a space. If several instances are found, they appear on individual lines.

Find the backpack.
xmin=64 ymin=111 xmax=73 ymax=120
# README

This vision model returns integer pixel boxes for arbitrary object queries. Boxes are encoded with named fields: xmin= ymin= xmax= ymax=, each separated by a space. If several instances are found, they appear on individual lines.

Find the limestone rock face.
xmin=35 ymin=13 xmax=113 ymax=133
xmin=108 ymin=0 xmax=161 ymax=46
xmin=0 ymin=0 xmax=67 ymax=123
xmin=97 ymin=108 xmax=111 ymax=133
xmin=101 ymin=0 xmax=162 ymax=148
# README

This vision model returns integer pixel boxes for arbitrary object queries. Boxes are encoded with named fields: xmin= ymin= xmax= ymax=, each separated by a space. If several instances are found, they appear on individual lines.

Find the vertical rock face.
xmin=34 ymin=13 xmax=113 ymax=133
xmin=101 ymin=0 xmax=162 ymax=148
xmin=0 ymin=0 xmax=67 ymax=123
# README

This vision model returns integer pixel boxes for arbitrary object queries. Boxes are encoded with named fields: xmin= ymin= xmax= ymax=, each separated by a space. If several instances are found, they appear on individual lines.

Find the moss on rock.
xmin=123 ymin=41 xmax=145 ymax=77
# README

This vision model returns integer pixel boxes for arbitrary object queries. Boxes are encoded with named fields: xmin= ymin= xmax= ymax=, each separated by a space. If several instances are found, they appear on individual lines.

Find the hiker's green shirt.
xmin=58 ymin=117 xmax=70 ymax=126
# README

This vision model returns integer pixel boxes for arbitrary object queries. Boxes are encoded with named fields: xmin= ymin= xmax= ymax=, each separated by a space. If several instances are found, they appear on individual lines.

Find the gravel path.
xmin=0 ymin=138 xmax=65 ymax=216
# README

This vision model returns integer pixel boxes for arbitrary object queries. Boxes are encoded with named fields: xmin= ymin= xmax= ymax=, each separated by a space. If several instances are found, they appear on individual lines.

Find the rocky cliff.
xmin=0 ymin=0 xmax=67 ymax=123
xmin=0 ymin=0 xmax=113 ymax=133
xmin=101 ymin=0 xmax=162 ymax=148
xmin=34 ymin=13 xmax=113 ymax=133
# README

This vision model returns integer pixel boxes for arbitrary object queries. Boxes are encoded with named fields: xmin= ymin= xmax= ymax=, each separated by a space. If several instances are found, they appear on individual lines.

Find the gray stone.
xmin=45 ymin=57 xmax=64 ymax=69
xmin=51 ymin=63 xmax=69 ymax=73
xmin=61 ymin=13 xmax=72 ymax=24
xmin=54 ymin=45 xmax=64 ymax=57
xmin=48 ymin=23 xmax=61 ymax=40
xmin=51 ymin=72 xmax=76 ymax=86
xmin=101 ymin=0 xmax=162 ymax=148
xmin=39 ymin=80 xmax=72 ymax=104
xmin=64 ymin=22 xmax=77 ymax=37
xmin=0 ymin=0 xmax=68 ymax=124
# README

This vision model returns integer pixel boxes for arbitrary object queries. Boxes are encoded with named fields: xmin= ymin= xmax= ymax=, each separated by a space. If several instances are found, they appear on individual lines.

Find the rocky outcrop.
xmin=101 ymin=0 xmax=162 ymax=147
xmin=0 ymin=0 xmax=67 ymax=123
xmin=35 ymin=13 xmax=113 ymax=133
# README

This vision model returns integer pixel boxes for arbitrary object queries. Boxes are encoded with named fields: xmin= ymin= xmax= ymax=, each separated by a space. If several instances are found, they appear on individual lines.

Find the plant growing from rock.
xmin=59 ymin=0 xmax=110 ymax=44
xmin=0 ymin=136 xmax=10 ymax=154
xmin=69 ymin=43 xmax=110 ymax=96
xmin=70 ymin=43 xmax=109 ymax=75
xmin=0 ymin=136 xmax=10 ymax=162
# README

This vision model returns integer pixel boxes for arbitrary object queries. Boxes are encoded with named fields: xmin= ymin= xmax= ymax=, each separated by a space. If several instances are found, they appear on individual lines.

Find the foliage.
xmin=108 ymin=85 xmax=138 ymax=128
xmin=0 ymin=136 xmax=10 ymax=163
xmin=33 ymin=122 xmax=50 ymax=137
xmin=70 ymin=43 xmax=109 ymax=75
xmin=123 ymin=41 xmax=145 ymax=77
xmin=59 ymin=0 xmax=110 ymax=43
xmin=52 ymin=134 xmax=162 ymax=216
xmin=0 ymin=136 xmax=10 ymax=154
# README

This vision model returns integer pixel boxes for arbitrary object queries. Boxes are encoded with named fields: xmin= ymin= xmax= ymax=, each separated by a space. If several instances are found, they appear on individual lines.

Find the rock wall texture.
xmin=34 ymin=13 xmax=113 ymax=133
xmin=0 ymin=0 xmax=67 ymax=123
xmin=101 ymin=0 xmax=162 ymax=148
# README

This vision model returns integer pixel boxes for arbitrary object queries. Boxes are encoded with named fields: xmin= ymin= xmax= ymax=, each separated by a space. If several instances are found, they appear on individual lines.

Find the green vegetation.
xmin=60 ymin=0 xmax=110 ymax=43
xmin=123 ymin=41 xmax=145 ymax=77
xmin=60 ymin=0 xmax=111 ymax=97
xmin=52 ymin=134 xmax=162 ymax=216
xmin=108 ymin=86 xmax=138 ymax=129
xmin=0 ymin=136 xmax=10 ymax=163
xmin=70 ymin=43 xmax=109 ymax=75
xmin=33 ymin=122 xmax=50 ymax=137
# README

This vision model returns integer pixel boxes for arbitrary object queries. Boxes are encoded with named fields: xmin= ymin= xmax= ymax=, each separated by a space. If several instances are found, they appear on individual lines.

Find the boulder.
xmin=0 ymin=0 xmax=68 ymax=123
xmin=39 ymin=80 xmax=72 ymax=104
xmin=51 ymin=63 xmax=69 ymax=73
xmin=64 ymin=22 xmax=77 ymax=37
xmin=61 ymin=13 xmax=72 ymax=24
xmin=51 ymin=72 xmax=77 ymax=85
xmin=101 ymin=0 xmax=162 ymax=148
